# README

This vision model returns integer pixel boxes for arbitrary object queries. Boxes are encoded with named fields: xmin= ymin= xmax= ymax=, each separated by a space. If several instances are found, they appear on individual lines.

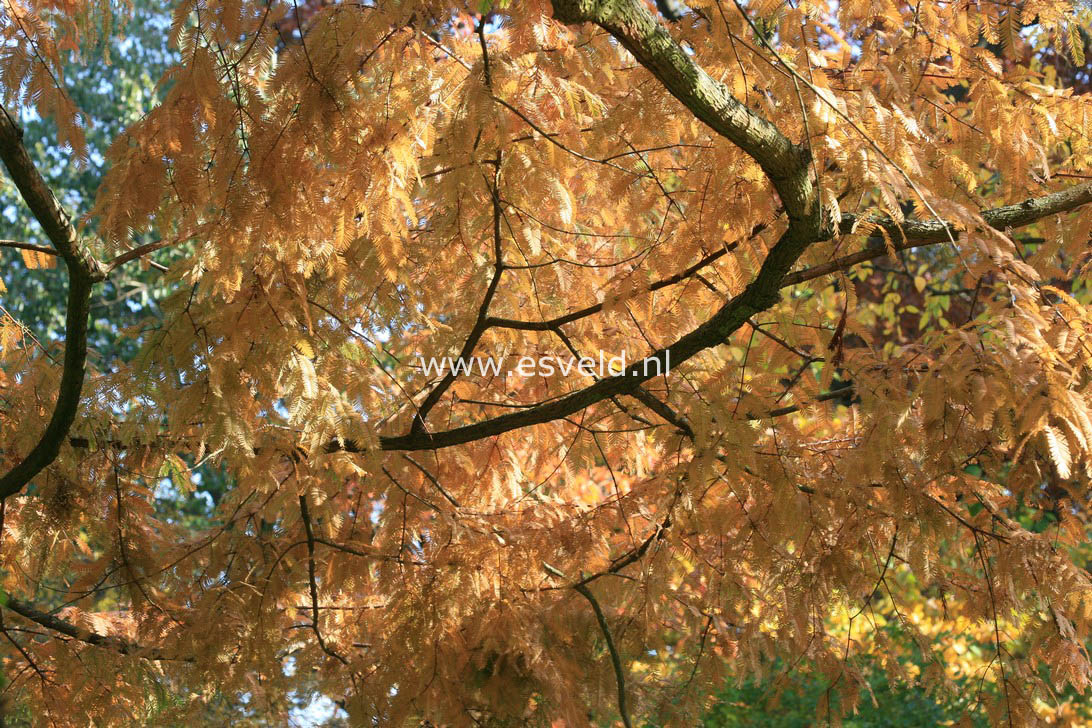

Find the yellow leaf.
xmin=1045 ymin=426 xmax=1072 ymax=480
xmin=293 ymin=339 xmax=315 ymax=359
xmin=20 ymin=248 xmax=56 ymax=269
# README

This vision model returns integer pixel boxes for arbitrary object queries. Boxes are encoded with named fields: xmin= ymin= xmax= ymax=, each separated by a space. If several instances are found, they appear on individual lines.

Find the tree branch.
xmin=781 ymin=181 xmax=1092 ymax=287
xmin=0 ymin=108 xmax=105 ymax=501
xmin=3 ymin=597 xmax=185 ymax=661
xmin=412 ymin=155 xmax=505 ymax=433
xmin=354 ymin=181 xmax=1092 ymax=454
xmin=574 ymin=582 xmax=633 ymax=728
xmin=106 ymin=239 xmax=173 ymax=273
xmin=0 ymin=239 xmax=59 ymax=258
xmin=299 ymin=493 xmax=349 ymax=665
xmin=550 ymin=0 xmax=816 ymax=223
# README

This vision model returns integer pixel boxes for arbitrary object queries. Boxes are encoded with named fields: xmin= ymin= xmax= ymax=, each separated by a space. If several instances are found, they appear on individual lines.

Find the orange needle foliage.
xmin=1 ymin=0 xmax=1092 ymax=724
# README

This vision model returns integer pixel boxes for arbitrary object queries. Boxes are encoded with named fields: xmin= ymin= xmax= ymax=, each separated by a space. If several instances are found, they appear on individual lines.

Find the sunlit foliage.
xmin=1 ymin=0 xmax=1092 ymax=725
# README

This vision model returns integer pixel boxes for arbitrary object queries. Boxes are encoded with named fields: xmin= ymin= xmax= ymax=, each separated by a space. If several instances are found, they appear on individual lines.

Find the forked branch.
xmin=352 ymin=4 xmax=1092 ymax=454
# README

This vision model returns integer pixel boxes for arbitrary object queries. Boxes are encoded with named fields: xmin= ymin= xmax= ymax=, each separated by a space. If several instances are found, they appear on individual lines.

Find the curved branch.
xmin=550 ymin=0 xmax=816 ymax=223
xmin=0 ymin=109 xmax=105 ymax=500
xmin=106 ymin=239 xmax=173 ymax=273
xmin=0 ymin=111 xmax=104 ymax=278
xmin=371 ymin=224 xmax=809 ymax=451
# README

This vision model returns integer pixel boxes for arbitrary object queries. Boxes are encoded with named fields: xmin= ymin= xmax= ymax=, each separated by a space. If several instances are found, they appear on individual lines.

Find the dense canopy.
xmin=1 ymin=0 xmax=1092 ymax=724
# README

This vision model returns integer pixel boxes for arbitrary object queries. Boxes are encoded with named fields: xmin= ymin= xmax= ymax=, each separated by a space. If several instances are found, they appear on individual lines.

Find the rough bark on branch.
xmin=549 ymin=0 xmax=817 ymax=224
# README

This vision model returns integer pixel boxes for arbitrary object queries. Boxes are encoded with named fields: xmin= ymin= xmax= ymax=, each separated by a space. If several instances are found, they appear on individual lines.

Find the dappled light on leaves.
xmin=0 ymin=0 xmax=1091 ymax=725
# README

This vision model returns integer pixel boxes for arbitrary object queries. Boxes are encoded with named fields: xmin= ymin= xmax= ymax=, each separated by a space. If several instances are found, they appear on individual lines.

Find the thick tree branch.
xmin=0 ymin=111 xmax=104 ymax=278
xmin=550 ymin=0 xmax=816 ymax=223
xmin=0 ymin=109 xmax=105 ymax=500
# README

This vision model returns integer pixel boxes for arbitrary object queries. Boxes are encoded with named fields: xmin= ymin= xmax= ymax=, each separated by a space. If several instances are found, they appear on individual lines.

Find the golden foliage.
xmin=1 ymin=0 xmax=1092 ymax=725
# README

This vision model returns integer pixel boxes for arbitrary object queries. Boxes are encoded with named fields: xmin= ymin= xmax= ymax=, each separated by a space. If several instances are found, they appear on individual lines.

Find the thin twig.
xmin=299 ymin=493 xmax=349 ymax=665
xmin=574 ymin=582 xmax=633 ymax=728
